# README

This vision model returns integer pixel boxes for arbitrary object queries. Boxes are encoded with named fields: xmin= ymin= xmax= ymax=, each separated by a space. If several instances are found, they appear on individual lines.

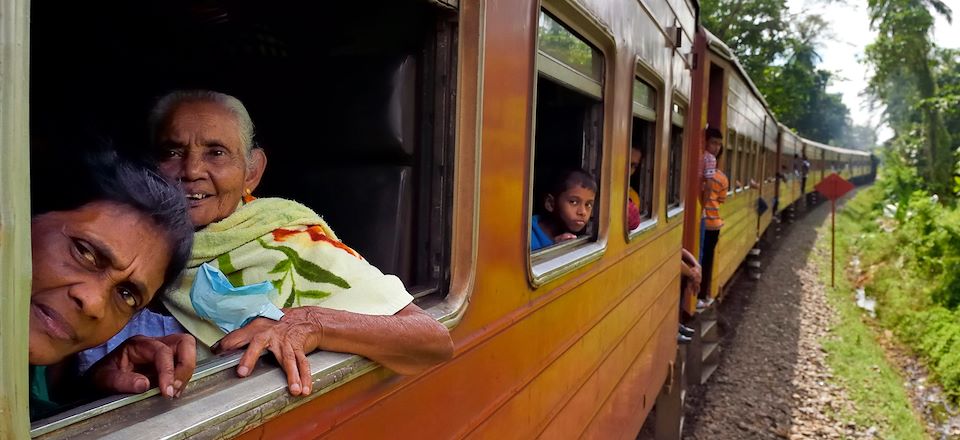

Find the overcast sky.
xmin=785 ymin=0 xmax=959 ymax=143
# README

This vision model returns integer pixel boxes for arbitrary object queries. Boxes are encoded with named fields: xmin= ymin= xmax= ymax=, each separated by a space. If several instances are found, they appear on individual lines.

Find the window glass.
xmin=531 ymin=9 xmax=603 ymax=255
xmin=666 ymin=103 xmax=684 ymax=212
xmin=538 ymin=12 xmax=603 ymax=82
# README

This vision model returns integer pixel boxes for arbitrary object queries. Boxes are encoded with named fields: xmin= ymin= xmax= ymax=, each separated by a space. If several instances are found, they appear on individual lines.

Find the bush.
xmin=842 ymin=154 xmax=960 ymax=401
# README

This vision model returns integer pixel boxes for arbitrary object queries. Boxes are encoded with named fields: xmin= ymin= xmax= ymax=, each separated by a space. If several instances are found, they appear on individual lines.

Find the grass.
xmin=812 ymin=194 xmax=928 ymax=439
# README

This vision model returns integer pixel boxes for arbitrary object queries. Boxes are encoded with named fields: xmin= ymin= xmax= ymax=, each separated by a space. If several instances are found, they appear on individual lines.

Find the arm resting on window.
xmin=216 ymin=303 xmax=454 ymax=395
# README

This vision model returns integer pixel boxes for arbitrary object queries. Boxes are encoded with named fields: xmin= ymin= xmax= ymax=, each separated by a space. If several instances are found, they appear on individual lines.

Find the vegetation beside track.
xmin=834 ymin=162 xmax=960 ymax=402
xmin=811 ymin=186 xmax=927 ymax=439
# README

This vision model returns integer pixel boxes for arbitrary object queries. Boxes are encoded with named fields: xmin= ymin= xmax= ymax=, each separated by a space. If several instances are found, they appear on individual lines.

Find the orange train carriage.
xmin=0 ymin=0 xmax=871 ymax=438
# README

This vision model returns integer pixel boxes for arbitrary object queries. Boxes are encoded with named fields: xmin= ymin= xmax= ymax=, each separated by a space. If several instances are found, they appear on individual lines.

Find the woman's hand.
xmin=87 ymin=334 xmax=196 ymax=398
xmin=215 ymin=309 xmax=323 ymax=396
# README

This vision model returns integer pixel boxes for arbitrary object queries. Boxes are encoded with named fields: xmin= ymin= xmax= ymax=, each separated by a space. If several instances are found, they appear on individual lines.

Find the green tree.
xmin=866 ymin=0 xmax=954 ymax=196
xmin=700 ymin=0 xmax=791 ymax=80
xmin=701 ymin=4 xmax=853 ymax=145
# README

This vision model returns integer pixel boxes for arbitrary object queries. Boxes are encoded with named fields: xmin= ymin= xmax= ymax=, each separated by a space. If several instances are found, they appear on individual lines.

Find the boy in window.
xmin=531 ymin=169 xmax=597 ymax=251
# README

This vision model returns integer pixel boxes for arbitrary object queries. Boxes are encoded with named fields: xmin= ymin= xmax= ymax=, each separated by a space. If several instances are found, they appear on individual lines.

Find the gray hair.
xmin=148 ymin=90 xmax=256 ymax=155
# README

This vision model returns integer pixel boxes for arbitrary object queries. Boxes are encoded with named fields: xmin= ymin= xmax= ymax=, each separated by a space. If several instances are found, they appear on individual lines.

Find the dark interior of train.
xmin=630 ymin=116 xmax=655 ymax=221
xmin=667 ymin=119 xmax=684 ymax=209
xmin=30 ymin=0 xmax=457 ymax=297
xmin=532 ymin=77 xmax=603 ymax=242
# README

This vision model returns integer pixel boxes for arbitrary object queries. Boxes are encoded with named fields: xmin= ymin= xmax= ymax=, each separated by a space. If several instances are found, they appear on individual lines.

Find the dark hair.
xmin=549 ymin=168 xmax=598 ymax=197
xmin=705 ymin=127 xmax=722 ymax=141
xmin=32 ymin=150 xmax=193 ymax=298
xmin=715 ymin=147 xmax=723 ymax=160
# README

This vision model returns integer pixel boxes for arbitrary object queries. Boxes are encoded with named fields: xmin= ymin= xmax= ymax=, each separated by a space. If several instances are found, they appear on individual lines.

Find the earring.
xmin=242 ymin=188 xmax=255 ymax=204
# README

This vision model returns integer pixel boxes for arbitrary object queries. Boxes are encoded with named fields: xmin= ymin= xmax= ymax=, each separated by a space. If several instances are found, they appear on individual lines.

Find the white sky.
xmin=785 ymin=0 xmax=960 ymax=144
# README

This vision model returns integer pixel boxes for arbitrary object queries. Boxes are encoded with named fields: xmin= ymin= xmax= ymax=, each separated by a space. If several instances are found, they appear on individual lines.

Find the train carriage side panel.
xmin=701 ymin=34 xmax=764 ymax=299
xmin=758 ymin=114 xmax=779 ymax=238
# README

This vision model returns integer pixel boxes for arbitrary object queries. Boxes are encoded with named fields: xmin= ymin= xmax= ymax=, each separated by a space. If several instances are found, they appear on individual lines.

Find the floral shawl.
xmin=162 ymin=197 xmax=413 ymax=348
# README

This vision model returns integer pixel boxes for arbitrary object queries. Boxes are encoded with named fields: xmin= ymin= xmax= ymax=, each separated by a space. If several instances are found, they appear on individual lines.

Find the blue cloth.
xmin=190 ymin=263 xmax=284 ymax=334
xmin=531 ymin=215 xmax=554 ymax=251
xmin=77 ymin=309 xmax=186 ymax=373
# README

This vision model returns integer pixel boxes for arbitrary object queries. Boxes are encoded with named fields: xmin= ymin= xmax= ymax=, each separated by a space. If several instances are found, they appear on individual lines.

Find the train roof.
xmin=703 ymin=29 xmax=779 ymax=127
xmin=802 ymin=138 xmax=872 ymax=157
xmin=704 ymin=30 xmax=872 ymax=157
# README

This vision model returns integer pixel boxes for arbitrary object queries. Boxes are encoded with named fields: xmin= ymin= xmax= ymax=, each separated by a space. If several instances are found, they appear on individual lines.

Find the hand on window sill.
xmin=87 ymin=333 xmax=196 ymax=399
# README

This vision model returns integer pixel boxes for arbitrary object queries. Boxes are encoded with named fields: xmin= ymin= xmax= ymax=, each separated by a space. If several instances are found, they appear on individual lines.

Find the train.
xmin=0 ymin=0 xmax=874 ymax=438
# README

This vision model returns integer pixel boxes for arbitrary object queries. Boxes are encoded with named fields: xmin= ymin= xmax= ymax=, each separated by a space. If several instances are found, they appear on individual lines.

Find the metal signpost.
xmin=815 ymin=173 xmax=855 ymax=287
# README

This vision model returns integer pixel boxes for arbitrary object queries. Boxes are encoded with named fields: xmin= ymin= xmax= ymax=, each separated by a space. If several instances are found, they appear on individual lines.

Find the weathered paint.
xmin=0 ymin=0 xmax=32 ymax=437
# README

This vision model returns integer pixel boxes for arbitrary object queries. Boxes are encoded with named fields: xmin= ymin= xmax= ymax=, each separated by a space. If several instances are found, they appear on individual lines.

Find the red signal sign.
xmin=815 ymin=173 xmax=855 ymax=201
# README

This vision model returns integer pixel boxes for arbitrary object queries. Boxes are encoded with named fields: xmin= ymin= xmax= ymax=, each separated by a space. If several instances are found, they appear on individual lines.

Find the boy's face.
xmin=548 ymin=185 xmax=596 ymax=233
xmin=706 ymin=137 xmax=722 ymax=156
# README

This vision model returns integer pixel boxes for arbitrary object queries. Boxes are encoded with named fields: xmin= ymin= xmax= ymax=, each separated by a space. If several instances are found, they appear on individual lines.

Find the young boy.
xmin=699 ymin=147 xmax=729 ymax=307
xmin=531 ymin=169 xmax=597 ymax=251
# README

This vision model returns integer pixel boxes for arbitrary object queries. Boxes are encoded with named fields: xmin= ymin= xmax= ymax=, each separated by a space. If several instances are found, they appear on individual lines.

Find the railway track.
xmin=682 ymin=193 xmax=874 ymax=439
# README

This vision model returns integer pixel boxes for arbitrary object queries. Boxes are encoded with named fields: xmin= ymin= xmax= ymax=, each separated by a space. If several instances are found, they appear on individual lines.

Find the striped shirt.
xmin=702 ymin=151 xmax=717 ymax=179
xmin=703 ymin=169 xmax=729 ymax=230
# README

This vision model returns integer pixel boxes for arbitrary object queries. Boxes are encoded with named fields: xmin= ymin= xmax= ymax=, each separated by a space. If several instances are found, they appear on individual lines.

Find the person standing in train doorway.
xmin=699 ymin=128 xmax=728 ymax=309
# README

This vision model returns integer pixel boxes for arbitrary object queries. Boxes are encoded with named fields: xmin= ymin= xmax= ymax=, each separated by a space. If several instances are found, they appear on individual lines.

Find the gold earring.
xmin=242 ymin=188 xmax=255 ymax=204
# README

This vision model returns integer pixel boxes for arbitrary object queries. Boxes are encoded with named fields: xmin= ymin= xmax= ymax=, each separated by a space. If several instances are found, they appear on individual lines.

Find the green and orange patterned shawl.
xmin=161 ymin=197 xmax=413 ymax=348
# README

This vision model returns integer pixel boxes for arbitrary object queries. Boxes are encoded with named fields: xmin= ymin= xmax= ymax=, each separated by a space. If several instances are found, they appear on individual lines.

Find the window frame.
xmin=724 ymin=130 xmax=736 ymax=196
xmin=527 ymin=1 xmax=614 ymax=287
xmin=625 ymin=62 xmax=664 ymax=239
xmin=25 ymin=1 xmax=481 ymax=437
xmin=730 ymin=134 xmax=747 ymax=194
xmin=665 ymin=94 xmax=686 ymax=220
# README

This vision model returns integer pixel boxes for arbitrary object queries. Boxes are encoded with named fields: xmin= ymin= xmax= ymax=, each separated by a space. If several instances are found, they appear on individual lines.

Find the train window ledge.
xmin=666 ymin=205 xmax=684 ymax=220
xmin=529 ymin=239 xmax=605 ymax=287
xmin=628 ymin=217 xmax=658 ymax=239
xmin=32 ymin=298 xmax=465 ymax=439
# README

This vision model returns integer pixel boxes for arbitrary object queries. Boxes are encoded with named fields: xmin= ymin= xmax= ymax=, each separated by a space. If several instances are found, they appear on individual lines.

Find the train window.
xmin=666 ymin=101 xmax=685 ymax=217
xmin=628 ymin=76 xmax=657 ymax=232
xmin=29 ymin=0 xmax=460 ymax=435
xmin=529 ymin=9 xmax=605 ymax=267
xmin=724 ymin=130 xmax=736 ymax=195
xmin=765 ymin=148 xmax=777 ymax=183
xmin=741 ymin=139 xmax=751 ymax=190
xmin=733 ymin=136 xmax=750 ymax=192
xmin=730 ymin=134 xmax=743 ymax=192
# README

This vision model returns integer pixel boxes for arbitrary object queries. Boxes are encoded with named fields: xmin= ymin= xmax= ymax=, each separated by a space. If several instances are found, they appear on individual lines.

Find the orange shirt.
xmin=703 ymin=169 xmax=729 ymax=230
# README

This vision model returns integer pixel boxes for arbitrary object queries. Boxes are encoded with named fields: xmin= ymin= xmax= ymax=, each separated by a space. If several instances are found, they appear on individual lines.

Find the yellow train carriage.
xmin=778 ymin=127 xmax=804 ymax=210
xmin=3 ymin=0 xmax=703 ymax=438
xmin=695 ymin=31 xmax=766 ymax=300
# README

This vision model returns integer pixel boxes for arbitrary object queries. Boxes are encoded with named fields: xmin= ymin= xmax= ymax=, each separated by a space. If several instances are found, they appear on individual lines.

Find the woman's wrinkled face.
xmin=29 ymin=201 xmax=171 ymax=365
xmin=156 ymin=101 xmax=251 ymax=227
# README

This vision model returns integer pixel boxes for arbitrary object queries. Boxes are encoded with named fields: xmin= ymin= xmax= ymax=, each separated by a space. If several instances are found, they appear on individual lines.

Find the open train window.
xmin=747 ymin=140 xmax=758 ymax=189
xmin=627 ymin=75 xmax=658 ymax=234
xmin=29 ymin=0 xmax=458 ymax=435
xmin=666 ymin=100 xmax=685 ymax=218
xmin=724 ymin=131 xmax=736 ymax=195
xmin=734 ymin=135 xmax=746 ymax=192
xmin=765 ymin=148 xmax=777 ymax=183
xmin=529 ymin=7 xmax=605 ymax=276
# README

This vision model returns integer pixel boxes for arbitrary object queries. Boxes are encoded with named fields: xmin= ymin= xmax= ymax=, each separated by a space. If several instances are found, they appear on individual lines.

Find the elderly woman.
xmin=30 ymin=153 xmax=195 ymax=420
xmin=143 ymin=90 xmax=453 ymax=396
